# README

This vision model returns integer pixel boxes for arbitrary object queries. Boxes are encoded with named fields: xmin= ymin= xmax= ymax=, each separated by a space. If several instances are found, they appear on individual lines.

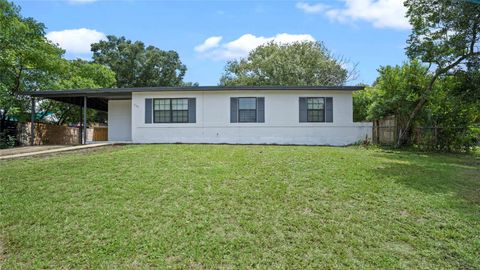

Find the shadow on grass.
xmin=369 ymin=149 xmax=480 ymax=269
xmin=372 ymin=149 xmax=480 ymax=205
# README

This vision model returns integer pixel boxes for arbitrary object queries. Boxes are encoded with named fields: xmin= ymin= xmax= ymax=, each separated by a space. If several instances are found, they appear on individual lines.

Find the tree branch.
xmin=56 ymin=106 xmax=72 ymax=125
xmin=39 ymin=103 xmax=52 ymax=120
xmin=396 ymin=51 xmax=480 ymax=147
xmin=11 ymin=66 xmax=23 ymax=94
xmin=470 ymin=20 xmax=478 ymax=54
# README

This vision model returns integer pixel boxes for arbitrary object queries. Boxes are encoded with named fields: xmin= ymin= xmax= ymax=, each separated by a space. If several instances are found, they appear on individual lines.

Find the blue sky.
xmin=14 ymin=0 xmax=410 ymax=86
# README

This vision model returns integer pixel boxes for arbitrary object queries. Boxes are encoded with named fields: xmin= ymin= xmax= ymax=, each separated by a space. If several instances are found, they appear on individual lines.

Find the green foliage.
xmin=52 ymin=59 xmax=116 ymax=90
xmin=0 ymin=132 xmax=15 ymax=148
xmin=418 ymin=74 xmax=480 ymax=151
xmin=220 ymin=41 xmax=354 ymax=86
xmin=352 ymin=85 xmax=374 ymax=122
xmin=38 ymin=59 xmax=117 ymax=125
xmin=365 ymin=61 xmax=479 ymax=151
xmin=405 ymin=0 xmax=480 ymax=69
xmin=91 ymin=35 xmax=187 ymax=88
xmin=397 ymin=0 xmax=480 ymax=146
xmin=368 ymin=61 xmax=429 ymax=128
xmin=450 ymin=67 xmax=480 ymax=113
xmin=0 ymin=0 xmax=64 ymax=125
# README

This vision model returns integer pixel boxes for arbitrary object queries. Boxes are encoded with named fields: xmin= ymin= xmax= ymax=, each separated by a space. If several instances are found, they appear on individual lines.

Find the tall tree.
xmin=91 ymin=36 xmax=187 ymax=88
xmin=398 ymin=0 xmax=480 ymax=146
xmin=220 ymin=41 xmax=356 ymax=86
xmin=38 ymin=59 xmax=116 ymax=125
xmin=365 ymin=60 xmax=479 ymax=151
xmin=367 ymin=61 xmax=430 ymax=132
xmin=0 ymin=0 xmax=64 ymax=130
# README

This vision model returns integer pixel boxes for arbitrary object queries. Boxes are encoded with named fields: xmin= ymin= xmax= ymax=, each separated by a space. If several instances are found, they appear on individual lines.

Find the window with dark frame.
xmin=153 ymin=98 xmax=189 ymax=123
xmin=238 ymin=97 xmax=257 ymax=122
xmin=307 ymin=97 xmax=325 ymax=122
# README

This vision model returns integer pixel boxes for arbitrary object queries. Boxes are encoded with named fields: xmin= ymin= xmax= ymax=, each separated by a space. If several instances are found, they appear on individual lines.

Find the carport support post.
xmin=30 ymin=97 xmax=35 ymax=146
xmin=83 ymin=96 xmax=87 ymax=144
xmin=78 ymin=105 xmax=83 ymax=145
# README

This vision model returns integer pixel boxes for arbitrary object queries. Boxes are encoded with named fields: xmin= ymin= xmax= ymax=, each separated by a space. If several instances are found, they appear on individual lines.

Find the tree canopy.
xmin=38 ymin=60 xmax=116 ymax=125
xmin=91 ymin=36 xmax=187 ymax=88
xmin=220 ymin=41 xmax=355 ymax=86
xmin=406 ymin=0 xmax=480 ymax=70
xmin=397 ymin=0 xmax=480 ymax=146
xmin=367 ymin=61 xmax=429 ymax=127
xmin=0 ymin=0 xmax=64 ymax=127
xmin=353 ymin=60 xmax=479 ymax=151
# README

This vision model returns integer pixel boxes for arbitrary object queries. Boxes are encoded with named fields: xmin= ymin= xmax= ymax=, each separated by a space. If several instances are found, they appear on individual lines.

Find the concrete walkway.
xmin=0 ymin=143 xmax=111 ymax=160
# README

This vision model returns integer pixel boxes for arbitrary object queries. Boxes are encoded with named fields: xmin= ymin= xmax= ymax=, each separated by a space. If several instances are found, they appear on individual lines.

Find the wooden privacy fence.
xmin=372 ymin=116 xmax=397 ymax=145
xmin=17 ymin=122 xmax=81 ymax=145
xmin=18 ymin=123 xmax=109 ymax=145
xmin=92 ymin=127 xmax=108 ymax=141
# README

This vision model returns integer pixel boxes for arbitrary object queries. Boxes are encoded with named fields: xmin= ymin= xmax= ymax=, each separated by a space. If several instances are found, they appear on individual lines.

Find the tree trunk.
xmin=56 ymin=106 xmax=73 ymax=125
xmin=38 ymin=104 xmax=53 ymax=121
xmin=396 ymin=77 xmax=436 ymax=147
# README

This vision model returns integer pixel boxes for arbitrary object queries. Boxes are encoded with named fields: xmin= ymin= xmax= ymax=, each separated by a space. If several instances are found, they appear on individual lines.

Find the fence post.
xmin=83 ymin=96 xmax=87 ymax=145
xmin=30 ymin=97 xmax=35 ymax=146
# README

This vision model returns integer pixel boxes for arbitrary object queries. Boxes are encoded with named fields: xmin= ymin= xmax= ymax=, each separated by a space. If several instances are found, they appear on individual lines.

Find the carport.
xmin=23 ymin=89 xmax=132 ymax=145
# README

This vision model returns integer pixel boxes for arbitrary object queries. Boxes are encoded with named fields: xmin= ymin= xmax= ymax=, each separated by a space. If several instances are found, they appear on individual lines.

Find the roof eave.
xmin=21 ymin=85 xmax=365 ymax=97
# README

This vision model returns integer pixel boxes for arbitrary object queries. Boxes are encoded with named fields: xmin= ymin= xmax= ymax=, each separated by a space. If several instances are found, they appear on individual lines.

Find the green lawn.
xmin=0 ymin=145 xmax=479 ymax=269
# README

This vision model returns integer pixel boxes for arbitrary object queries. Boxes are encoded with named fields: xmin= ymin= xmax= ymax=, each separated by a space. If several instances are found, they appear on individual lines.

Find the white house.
xmin=26 ymin=86 xmax=372 ymax=146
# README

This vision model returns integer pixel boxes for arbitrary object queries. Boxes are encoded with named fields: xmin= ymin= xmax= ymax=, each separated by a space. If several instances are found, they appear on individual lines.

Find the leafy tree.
xmin=91 ymin=35 xmax=187 ymax=88
xmin=398 ymin=0 xmax=480 ymax=146
xmin=53 ymin=59 xmax=116 ymax=90
xmin=0 ymin=0 xmax=64 ymax=130
xmin=220 ymin=41 xmax=356 ymax=86
xmin=367 ymin=61 xmax=429 ymax=133
xmin=450 ymin=67 xmax=480 ymax=111
xmin=366 ymin=60 xmax=479 ymax=151
xmin=38 ymin=59 xmax=116 ymax=125
xmin=420 ymin=75 xmax=480 ymax=151
xmin=352 ymin=85 xmax=374 ymax=122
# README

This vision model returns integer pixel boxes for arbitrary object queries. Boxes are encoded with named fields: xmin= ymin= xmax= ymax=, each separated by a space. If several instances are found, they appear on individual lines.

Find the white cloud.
xmin=297 ymin=0 xmax=409 ymax=30
xmin=196 ymin=33 xmax=316 ymax=60
xmin=194 ymin=36 xmax=223 ymax=53
xmin=295 ymin=2 xmax=328 ymax=14
xmin=46 ymin=28 xmax=106 ymax=55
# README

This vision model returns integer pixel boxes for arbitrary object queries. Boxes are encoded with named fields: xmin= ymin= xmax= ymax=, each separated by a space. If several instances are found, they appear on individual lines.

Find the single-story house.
xmin=24 ymin=86 xmax=372 ymax=146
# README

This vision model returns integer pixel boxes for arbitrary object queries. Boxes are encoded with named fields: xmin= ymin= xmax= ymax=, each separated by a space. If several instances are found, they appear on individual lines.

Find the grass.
xmin=0 ymin=145 xmax=479 ymax=269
